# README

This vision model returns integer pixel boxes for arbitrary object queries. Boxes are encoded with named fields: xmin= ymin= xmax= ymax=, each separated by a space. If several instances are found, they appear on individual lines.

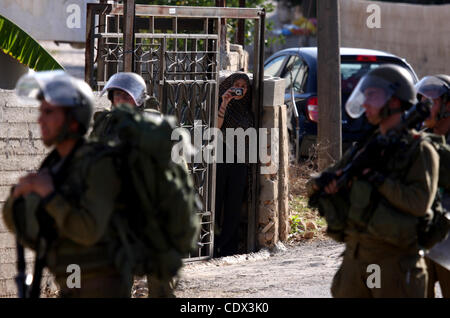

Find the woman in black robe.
xmin=214 ymin=73 xmax=254 ymax=257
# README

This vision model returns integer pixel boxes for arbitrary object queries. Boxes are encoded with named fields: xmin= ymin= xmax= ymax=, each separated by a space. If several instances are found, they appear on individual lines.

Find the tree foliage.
xmin=0 ymin=15 xmax=63 ymax=71
xmin=135 ymin=0 xmax=284 ymax=47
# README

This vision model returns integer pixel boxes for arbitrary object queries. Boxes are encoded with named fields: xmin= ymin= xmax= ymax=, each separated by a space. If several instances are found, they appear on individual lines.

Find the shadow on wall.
xmin=0 ymin=51 xmax=28 ymax=89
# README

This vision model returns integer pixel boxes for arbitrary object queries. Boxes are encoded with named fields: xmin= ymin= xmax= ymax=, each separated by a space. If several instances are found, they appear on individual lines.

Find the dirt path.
xmin=172 ymin=240 xmax=344 ymax=298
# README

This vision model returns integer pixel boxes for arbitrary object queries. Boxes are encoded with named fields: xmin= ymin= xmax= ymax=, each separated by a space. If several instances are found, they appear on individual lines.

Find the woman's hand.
xmin=221 ymin=89 xmax=237 ymax=109
xmin=219 ymin=89 xmax=236 ymax=120
xmin=222 ymin=89 xmax=236 ymax=105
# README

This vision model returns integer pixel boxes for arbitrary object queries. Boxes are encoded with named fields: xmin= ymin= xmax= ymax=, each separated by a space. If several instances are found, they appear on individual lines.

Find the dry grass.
xmin=287 ymin=160 xmax=327 ymax=244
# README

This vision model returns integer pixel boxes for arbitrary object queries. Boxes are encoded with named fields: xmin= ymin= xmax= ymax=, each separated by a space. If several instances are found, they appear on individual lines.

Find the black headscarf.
xmin=219 ymin=73 xmax=254 ymax=132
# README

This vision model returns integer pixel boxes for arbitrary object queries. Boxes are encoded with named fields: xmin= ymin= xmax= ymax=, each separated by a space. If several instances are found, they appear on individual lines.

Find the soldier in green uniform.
xmin=90 ymin=72 xmax=160 ymax=141
xmin=416 ymin=74 xmax=450 ymax=298
xmin=308 ymin=65 xmax=440 ymax=297
xmin=91 ymin=72 xmax=174 ymax=298
xmin=2 ymin=70 xmax=133 ymax=297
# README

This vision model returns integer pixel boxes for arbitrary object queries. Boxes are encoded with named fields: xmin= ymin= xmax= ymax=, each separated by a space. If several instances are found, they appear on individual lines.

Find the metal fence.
xmin=85 ymin=1 xmax=265 ymax=261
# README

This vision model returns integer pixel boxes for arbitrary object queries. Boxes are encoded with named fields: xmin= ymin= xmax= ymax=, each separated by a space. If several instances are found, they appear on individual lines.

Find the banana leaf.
xmin=0 ymin=14 xmax=63 ymax=71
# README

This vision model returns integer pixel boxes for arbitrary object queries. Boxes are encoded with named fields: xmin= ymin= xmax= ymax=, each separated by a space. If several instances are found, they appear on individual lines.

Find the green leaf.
xmin=0 ymin=14 xmax=63 ymax=71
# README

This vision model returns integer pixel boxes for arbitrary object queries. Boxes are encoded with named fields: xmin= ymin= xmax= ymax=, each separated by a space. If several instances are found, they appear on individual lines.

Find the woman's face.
xmin=232 ymin=78 xmax=248 ymax=100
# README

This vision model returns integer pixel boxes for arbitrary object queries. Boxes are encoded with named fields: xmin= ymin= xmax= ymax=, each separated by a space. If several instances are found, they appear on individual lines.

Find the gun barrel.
xmin=15 ymin=241 xmax=27 ymax=298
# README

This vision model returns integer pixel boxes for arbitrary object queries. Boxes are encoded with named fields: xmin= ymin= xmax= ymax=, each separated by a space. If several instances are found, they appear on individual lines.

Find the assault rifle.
xmin=309 ymin=99 xmax=432 ymax=206
xmin=14 ymin=199 xmax=56 ymax=298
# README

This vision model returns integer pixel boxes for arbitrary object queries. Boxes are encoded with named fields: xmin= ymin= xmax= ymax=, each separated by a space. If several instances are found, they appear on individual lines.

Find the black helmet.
xmin=16 ymin=70 xmax=94 ymax=136
xmin=346 ymin=64 xmax=417 ymax=119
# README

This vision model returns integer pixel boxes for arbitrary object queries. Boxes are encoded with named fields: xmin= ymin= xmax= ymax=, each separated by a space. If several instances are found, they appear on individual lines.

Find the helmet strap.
xmin=55 ymin=111 xmax=82 ymax=144
xmin=379 ymin=102 xmax=403 ymax=120
xmin=438 ymin=93 xmax=450 ymax=119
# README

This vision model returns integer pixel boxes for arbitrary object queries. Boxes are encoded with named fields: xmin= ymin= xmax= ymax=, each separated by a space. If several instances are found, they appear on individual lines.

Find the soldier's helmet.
xmin=416 ymin=74 xmax=450 ymax=100
xmin=101 ymin=72 xmax=149 ymax=106
xmin=16 ymin=70 xmax=94 ymax=136
xmin=346 ymin=64 xmax=417 ymax=119
xmin=415 ymin=74 xmax=450 ymax=121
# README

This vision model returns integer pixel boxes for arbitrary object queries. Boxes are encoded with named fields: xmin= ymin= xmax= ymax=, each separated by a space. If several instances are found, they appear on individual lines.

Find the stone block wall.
xmin=222 ymin=42 xmax=249 ymax=73
xmin=257 ymin=77 xmax=289 ymax=249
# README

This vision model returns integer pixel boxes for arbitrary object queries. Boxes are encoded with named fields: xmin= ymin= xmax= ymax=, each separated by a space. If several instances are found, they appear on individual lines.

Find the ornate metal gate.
xmin=85 ymin=2 xmax=265 ymax=261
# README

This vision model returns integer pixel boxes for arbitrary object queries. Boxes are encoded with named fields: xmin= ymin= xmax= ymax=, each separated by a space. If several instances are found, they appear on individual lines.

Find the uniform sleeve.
xmin=44 ymin=156 xmax=120 ymax=246
xmin=2 ymin=193 xmax=17 ymax=233
xmin=377 ymin=141 xmax=439 ymax=217
xmin=2 ymin=192 xmax=41 ymax=249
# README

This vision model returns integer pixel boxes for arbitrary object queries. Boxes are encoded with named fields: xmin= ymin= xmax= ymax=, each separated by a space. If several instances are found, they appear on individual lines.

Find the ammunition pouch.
xmin=418 ymin=205 xmax=450 ymax=250
xmin=317 ymin=193 xmax=349 ymax=243
xmin=367 ymin=200 xmax=418 ymax=248
xmin=348 ymin=180 xmax=376 ymax=229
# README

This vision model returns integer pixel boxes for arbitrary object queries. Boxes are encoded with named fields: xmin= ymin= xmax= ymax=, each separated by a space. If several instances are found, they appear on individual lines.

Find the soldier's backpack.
xmin=90 ymin=104 xmax=201 ymax=283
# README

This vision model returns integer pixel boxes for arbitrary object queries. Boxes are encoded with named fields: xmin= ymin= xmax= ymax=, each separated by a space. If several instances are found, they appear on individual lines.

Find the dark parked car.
xmin=264 ymin=47 xmax=419 ymax=161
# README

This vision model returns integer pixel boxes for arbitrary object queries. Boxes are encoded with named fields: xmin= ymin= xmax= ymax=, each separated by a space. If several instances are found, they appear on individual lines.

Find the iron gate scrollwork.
xmin=86 ymin=2 xmax=265 ymax=261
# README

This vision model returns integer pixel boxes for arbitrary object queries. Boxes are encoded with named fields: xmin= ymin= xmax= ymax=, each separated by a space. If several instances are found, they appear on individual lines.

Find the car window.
xmin=341 ymin=63 xmax=380 ymax=95
xmin=341 ymin=61 xmax=416 ymax=96
xmin=281 ymin=56 xmax=308 ymax=94
xmin=264 ymin=55 xmax=287 ymax=77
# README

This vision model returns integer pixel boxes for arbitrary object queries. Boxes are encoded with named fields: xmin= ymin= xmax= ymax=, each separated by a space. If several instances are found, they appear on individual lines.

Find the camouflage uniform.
xmin=416 ymin=74 xmax=450 ymax=298
xmin=3 ymin=140 xmax=132 ymax=298
xmin=426 ymin=134 xmax=450 ymax=298
xmin=310 ymin=130 xmax=439 ymax=298
xmin=310 ymin=65 xmax=443 ymax=298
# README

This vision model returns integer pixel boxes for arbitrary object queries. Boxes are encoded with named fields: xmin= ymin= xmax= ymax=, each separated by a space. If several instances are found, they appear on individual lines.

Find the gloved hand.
xmin=314 ymin=171 xmax=338 ymax=191
xmin=363 ymin=169 xmax=386 ymax=188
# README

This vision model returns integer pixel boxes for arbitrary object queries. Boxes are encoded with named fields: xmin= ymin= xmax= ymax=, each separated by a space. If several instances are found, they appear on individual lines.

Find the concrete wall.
xmin=0 ymin=0 xmax=96 ymax=43
xmin=340 ymin=0 xmax=450 ymax=78
xmin=0 ymin=90 xmax=109 ymax=297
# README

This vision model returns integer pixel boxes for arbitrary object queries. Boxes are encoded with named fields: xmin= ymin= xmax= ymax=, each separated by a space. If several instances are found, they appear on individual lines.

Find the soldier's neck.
xmin=55 ymin=138 xmax=78 ymax=158
xmin=380 ymin=113 xmax=402 ymax=135
xmin=433 ymin=117 xmax=450 ymax=137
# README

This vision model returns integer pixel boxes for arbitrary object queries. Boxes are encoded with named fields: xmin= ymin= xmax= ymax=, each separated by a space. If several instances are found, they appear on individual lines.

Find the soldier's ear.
xmin=69 ymin=119 xmax=80 ymax=134
xmin=388 ymin=96 xmax=402 ymax=110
